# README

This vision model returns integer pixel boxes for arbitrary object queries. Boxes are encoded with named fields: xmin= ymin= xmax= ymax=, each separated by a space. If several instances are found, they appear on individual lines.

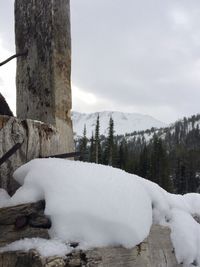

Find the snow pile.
xmin=170 ymin=209 xmax=200 ymax=266
xmin=8 ymin=159 xmax=152 ymax=249
xmin=1 ymin=158 xmax=200 ymax=266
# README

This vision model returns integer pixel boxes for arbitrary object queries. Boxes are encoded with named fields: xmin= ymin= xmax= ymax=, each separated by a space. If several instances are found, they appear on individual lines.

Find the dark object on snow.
xmin=0 ymin=93 xmax=14 ymax=116
xmin=70 ymin=242 xmax=79 ymax=248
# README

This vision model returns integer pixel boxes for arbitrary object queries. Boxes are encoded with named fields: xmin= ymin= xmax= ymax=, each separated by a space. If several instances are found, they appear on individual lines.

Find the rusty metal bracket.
xmin=0 ymin=144 xmax=83 ymax=166
xmin=0 ymin=50 xmax=28 ymax=67
xmin=42 ymin=151 xmax=82 ymax=159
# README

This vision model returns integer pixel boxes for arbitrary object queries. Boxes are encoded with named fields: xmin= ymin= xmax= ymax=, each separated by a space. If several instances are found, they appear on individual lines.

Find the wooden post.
xmin=15 ymin=0 xmax=74 ymax=154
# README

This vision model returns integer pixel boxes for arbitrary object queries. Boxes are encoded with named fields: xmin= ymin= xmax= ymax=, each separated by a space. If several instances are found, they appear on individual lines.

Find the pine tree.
xmin=118 ymin=141 xmax=125 ymax=169
xmin=95 ymin=114 xmax=101 ymax=163
xmin=149 ymin=135 xmax=173 ymax=191
xmin=79 ymin=124 xmax=88 ymax=161
xmin=138 ymin=143 xmax=149 ymax=178
xmin=117 ymin=139 xmax=129 ymax=170
xmin=89 ymin=132 xmax=95 ymax=162
xmin=107 ymin=116 xmax=114 ymax=166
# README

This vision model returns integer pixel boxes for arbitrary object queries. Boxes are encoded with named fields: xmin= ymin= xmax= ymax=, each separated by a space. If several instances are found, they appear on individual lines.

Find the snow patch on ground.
xmin=1 ymin=158 xmax=200 ymax=266
xmin=0 ymin=238 xmax=72 ymax=257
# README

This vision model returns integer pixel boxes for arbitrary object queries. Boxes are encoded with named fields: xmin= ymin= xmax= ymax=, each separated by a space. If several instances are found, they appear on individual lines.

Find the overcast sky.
xmin=1 ymin=1 xmax=200 ymax=123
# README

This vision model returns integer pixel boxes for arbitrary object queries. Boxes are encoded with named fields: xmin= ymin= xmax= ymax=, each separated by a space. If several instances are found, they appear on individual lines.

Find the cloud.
xmin=0 ymin=0 xmax=15 ymax=51
xmin=1 ymin=1 xmax=200 ymax=123
xmin=71 ymin=0 xmax=200 ymax=122
xmin=0 ymin=38 xmax=16 ymax=115
xmin=72 ymin=84 xmax=117 ymax=113
xmin=169 ymin=9 xmax=190 ymax=28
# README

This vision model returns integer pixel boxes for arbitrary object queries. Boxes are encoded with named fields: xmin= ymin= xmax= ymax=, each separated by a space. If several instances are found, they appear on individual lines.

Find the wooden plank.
xmin=0 ymin=225 xmax=49 ymax=247
xmin=0 ymin=224 xmax=181 ymax=266
xmin=0 ymin=201 xmax=49 ymax=248
xmin=0 ymin=201 xmax=45 ymax=225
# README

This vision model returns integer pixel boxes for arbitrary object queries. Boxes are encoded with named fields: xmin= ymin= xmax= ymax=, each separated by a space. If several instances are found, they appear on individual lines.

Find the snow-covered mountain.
xmin=124 ymin=114 xmax=200 ymax=144
xmin=72 ymin=111 xmax=167 ymax=137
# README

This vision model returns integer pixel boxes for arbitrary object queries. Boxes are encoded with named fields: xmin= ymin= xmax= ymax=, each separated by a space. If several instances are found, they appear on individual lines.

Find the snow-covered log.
xmin=1 ymin=158 xmax=199 ymax=266
xmin=0 ymin=224 xmax=180 ymax=267
xmin=0 ymin=115 xmax=68 ymax=195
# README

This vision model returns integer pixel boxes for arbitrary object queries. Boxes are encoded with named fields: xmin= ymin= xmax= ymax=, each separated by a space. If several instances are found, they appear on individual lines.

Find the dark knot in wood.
xmin=15 ymin=216 xmax=28 ymax=229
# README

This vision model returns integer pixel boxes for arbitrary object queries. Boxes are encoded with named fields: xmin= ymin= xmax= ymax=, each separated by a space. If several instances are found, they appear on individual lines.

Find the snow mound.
xmin=10 ymin=159 xmax=152 ymax=249
xmin=1 ymin=158 xmax=200 ymax=266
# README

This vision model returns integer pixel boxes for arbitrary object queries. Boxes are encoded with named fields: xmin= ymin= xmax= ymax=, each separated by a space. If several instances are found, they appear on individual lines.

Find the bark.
xmin=0 ymin=115 xmax=67 ymax=195
xmin=0 ymin=201 xmax=50 ymax=247
xmin=15 ymin=0 xmax=74 ymax=154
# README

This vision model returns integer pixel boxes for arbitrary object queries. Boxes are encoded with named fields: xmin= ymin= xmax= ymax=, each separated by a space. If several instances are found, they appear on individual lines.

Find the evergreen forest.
xmin=76 ymin=114 xmax=200 ymax=194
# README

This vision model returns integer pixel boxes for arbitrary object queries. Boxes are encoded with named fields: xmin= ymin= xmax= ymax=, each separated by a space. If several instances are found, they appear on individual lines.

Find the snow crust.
xmin=1 ymin=158 xmax=200 ymax=266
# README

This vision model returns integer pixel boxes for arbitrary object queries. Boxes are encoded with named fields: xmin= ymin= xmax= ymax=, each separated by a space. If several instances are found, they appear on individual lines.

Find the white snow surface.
xmin=72 ymin=111 xmax=167 ymax=137
xmin=1 ymin=159 xmax=200 ymax=266
xmin=0 ymin=189 xmax=11 ymax=206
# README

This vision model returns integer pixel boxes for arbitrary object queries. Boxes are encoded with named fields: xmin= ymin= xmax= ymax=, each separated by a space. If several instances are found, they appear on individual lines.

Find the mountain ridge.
xmin=72 ymin=111 xmax=167 ymax=137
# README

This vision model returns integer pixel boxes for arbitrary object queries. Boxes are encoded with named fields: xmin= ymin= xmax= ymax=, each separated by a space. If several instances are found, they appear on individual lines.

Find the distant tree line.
xmin=76 ymin=114 xmax=200 ymax=194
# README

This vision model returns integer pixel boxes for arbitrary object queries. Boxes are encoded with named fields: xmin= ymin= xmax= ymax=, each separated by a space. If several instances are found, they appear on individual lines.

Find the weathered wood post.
xmin=15 ymin=0 xmax=74 ymax=154
xmin=0 ymin=0 xmax=74 ymax=195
